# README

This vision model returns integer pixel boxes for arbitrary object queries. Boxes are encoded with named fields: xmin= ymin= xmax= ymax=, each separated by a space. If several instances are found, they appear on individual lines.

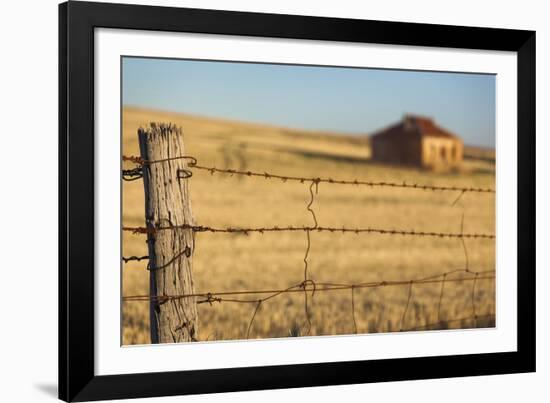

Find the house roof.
xmin=371 ymin=115 xmax=460 ymax=141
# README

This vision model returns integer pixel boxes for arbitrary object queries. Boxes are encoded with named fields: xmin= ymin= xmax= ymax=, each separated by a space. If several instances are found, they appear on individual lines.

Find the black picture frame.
xmin=59 ymin=1 xmax=536 ymax=401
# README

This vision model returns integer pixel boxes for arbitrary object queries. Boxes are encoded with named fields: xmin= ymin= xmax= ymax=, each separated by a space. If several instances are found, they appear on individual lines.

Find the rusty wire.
xmin=122 ymin=167 xmax=143 ymax=181
xmin=123 ymin=270 xmax=495 ymax=302
xmin=122 ymin=223 xmax=495 ymax=239
xmin=123 ymin=270 xmax=495 ymax=337
xmin=122 ymin=255 xmax=149 ymax=264
xmin=300 ymin=181 xmax=319 ymax=336
xmin=122 ymin=154 xmax=495 ymax=194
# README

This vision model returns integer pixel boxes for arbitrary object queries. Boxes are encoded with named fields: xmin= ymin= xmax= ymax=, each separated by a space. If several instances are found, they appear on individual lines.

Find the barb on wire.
xmin=122 ymin=155 xmax=146 ymax=165
xmin=197 ymin=293 xmax=222 ymax=305
xmin=122 ymin=167 xmax=143 ymax=181
xmin=122 ymin=154 xmax=496 ymax=194
xmin=122 ymin=255 xmax=149 ymax=264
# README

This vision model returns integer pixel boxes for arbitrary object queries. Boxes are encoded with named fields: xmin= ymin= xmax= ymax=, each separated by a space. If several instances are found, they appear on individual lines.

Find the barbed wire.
xmin=122 ymin=223 xmax=495 ymax=239
xmin=123 ymin=269 xmax=495 ymax=338
xmin=122 ymin=167 xmax=143 ymax=181
xmin=123 ymin=271 xmax=495 ymax=302
xmin=122 ymin=255 xmax=149 ymax=264
xmin=122 ymin=154 xmax=496 ymax=194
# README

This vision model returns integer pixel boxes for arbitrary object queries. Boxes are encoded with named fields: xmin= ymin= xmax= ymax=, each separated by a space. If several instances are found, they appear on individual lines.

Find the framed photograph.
xmin=59 ymin=1 xmax=535 ymax=401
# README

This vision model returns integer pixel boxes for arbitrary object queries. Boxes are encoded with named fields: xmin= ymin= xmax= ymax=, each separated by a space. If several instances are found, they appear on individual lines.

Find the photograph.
xmin=121 ymin=57 xmax=496 ymax=345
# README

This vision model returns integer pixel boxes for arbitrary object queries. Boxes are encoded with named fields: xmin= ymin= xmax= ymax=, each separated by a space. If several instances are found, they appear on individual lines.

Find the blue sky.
xmin=122 ymin=57 xmax=495 ymax=148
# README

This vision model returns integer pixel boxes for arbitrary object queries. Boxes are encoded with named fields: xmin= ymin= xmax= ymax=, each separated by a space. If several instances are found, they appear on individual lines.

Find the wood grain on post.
xmin=138 ymin=123 xmax=198 ymax=343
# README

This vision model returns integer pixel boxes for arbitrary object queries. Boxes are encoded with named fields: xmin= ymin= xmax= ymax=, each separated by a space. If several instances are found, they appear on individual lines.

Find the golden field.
xmin=122 ymin=106 xmax=496 ymax=345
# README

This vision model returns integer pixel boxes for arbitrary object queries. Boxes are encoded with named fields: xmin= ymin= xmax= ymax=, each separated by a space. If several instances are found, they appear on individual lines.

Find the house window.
xmin=440 ymin=147 xmax=446 ymax=159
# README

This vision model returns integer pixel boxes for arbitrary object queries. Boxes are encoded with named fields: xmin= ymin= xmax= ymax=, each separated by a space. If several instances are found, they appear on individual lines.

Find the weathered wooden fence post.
xmin=138 ymin=123 xmax=198 ymax=343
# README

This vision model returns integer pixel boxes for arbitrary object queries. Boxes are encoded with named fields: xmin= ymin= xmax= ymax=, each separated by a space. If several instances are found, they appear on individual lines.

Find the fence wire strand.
xmin=123 ymin=270 xmax=495 ymax=337
xmin=123 ymin=271 xmax=495 ymax=302
xmin=122 ymin=154 xmax=496 ymax=194
xmin=123 ymin=223 xmax=495 ymax=239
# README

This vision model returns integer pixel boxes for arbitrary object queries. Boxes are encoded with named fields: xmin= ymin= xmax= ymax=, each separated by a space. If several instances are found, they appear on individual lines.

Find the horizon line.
xmin=122 ymin=104 xmax=495 ymax=150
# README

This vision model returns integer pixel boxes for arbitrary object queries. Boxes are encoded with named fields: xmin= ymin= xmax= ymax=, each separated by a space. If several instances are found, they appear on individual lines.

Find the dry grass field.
xmin=122 ymin=106 xmax=496 ymax=345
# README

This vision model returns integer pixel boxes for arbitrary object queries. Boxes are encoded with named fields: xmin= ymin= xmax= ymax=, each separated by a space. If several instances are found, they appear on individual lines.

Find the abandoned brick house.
xmin=370 ymin=115 xmax=464 ymax=170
